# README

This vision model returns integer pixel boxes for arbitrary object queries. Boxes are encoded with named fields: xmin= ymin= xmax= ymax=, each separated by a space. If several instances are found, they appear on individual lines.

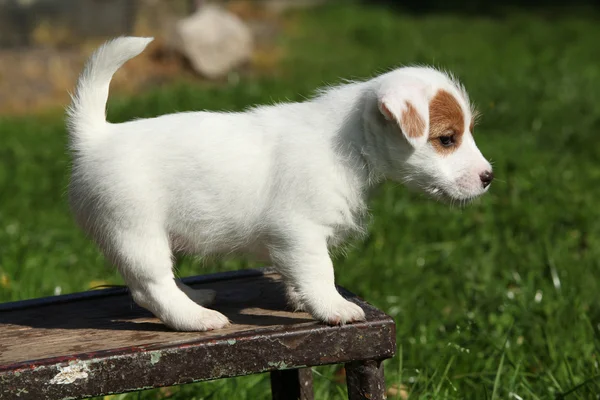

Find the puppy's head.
xmin=369 ymin=67 xmax=492 ymax=202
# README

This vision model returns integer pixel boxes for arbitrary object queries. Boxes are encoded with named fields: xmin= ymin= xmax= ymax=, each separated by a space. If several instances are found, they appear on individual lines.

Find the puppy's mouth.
xmin=426 ymin=185 xmax=483 ymax=205
xmin=427 ymin=186 xmax=454 ymax=202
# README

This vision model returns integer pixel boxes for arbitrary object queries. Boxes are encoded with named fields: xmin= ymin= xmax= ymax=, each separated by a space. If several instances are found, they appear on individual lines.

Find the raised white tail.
xmin=66 ymin=36 xmax=153 ymax=151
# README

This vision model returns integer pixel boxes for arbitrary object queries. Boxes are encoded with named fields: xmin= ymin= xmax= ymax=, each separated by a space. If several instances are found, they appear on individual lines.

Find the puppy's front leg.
xmin=270 ymin=230 xmax=366 ymax=325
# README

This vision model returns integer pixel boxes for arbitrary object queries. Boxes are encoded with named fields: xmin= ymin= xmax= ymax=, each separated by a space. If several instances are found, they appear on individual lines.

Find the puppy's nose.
xmin=480 ymin=171 xmax=494 ymax=188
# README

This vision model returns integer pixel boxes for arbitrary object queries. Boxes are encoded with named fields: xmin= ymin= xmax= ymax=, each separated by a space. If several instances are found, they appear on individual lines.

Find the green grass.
xmin=2 ymin=3 xmax=600 ymax=399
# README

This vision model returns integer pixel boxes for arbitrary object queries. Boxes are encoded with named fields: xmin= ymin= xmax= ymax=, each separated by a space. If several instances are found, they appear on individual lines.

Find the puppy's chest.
xmin=326 ymin=204 xmax=369 ymax=248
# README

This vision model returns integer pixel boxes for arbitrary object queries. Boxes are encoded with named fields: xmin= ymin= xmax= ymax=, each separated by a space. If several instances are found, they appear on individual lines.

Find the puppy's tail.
xmin=66 ymin=36 xmax=153 ymax=150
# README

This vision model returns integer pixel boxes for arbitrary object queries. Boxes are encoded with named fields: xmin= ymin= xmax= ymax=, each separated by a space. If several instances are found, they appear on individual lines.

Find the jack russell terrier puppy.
xmin=67 ymin=37 xmax=493 ymax=331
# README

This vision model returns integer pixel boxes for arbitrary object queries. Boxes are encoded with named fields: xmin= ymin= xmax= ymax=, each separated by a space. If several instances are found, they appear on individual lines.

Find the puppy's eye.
xmin=439 ymin=135 xmax=455 ymax=147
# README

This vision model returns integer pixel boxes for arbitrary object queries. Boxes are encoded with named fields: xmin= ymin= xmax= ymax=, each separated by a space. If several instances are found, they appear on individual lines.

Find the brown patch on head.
xmin=428 ymin=89 xmax=465 ymax=155
xmin=401 ymin=101 xmax=426 ymax=138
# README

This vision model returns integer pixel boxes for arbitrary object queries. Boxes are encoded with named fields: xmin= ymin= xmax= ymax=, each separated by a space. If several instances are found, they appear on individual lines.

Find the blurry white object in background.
xmin=171 ymin=4 xmax=253 ymax=79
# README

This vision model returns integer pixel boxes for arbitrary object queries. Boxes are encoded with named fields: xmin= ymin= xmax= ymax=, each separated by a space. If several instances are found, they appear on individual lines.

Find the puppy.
xmin=67 ymin=37 xmax=493 ymax=331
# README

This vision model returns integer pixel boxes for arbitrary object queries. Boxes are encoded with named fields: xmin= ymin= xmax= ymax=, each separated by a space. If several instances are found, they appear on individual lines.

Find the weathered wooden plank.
xmin=0 ymin=269 xmax=395 ymax=400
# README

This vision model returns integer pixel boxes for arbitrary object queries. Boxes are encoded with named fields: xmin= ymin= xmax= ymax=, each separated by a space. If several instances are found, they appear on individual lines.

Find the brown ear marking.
xmin=429 ymin=89 xmax=465 ymax=155
xmin=401 ymin=101 xmax=426 ymax=138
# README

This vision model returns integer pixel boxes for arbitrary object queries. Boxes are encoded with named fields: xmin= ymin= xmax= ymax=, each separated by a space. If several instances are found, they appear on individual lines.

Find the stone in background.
xmin=170 ymin=4 xmax=253 ymax=79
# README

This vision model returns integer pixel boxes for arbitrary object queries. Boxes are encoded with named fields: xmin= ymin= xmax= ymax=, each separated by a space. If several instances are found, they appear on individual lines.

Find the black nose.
xmin=480 ymin=171 xmax=494 ymax=188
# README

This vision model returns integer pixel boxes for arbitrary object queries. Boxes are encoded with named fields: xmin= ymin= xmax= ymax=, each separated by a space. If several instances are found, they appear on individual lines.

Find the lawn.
xmin=1 ymin=2 xmax=600 ymax=399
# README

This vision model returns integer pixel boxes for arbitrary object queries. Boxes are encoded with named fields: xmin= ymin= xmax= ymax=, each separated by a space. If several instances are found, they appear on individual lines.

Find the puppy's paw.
xmin=196 ymin=308 xmax=231 ymax=331
xmin=309 ymin=297 xmax=366 ymax=325
xmin=163 ymin=307 xmax=230 ymax=332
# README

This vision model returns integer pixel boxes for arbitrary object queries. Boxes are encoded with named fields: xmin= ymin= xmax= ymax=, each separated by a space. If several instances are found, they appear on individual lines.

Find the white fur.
xmin=67 ymin=37 xmax=492 ymax=331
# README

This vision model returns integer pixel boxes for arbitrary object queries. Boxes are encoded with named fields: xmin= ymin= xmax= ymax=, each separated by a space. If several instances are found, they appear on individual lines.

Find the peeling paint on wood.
xmin=149 ymin=353 xmax=161 ymax=366
xmin=49 ymin=363 xmax=89 ymax=385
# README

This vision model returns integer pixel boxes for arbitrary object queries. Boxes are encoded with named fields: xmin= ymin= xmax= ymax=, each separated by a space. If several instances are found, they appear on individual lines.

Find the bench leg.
xmin=270 ymin=367 xmax=314 ymax=400
xmin=345 ymin=360 xmax=386 ymax=400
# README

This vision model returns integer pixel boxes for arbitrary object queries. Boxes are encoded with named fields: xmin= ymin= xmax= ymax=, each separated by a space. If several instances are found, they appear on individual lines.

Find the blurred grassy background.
xmin=1 ymin=2 xmax=600 ymax=399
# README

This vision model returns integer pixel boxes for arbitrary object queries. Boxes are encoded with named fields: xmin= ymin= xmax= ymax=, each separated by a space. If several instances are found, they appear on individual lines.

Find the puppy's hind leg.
xmin=285 ymin=284 xmax=307 ymax=312
xmin=111 ymin=228 xmax=229 ymax=331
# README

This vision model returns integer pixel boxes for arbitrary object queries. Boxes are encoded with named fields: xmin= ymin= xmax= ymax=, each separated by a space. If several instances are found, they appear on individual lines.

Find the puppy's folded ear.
xmin=377 ymin=79 xmax=429 ymax=147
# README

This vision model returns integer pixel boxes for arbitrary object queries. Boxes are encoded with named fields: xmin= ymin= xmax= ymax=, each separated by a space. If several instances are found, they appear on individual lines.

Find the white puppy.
xmin=67 ymin=37 xmax=493 ymax=331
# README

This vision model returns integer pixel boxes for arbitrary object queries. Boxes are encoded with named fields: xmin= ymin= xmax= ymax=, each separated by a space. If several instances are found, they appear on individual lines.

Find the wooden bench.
xmin=0 ymin=268 xmax=396 ymax=399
